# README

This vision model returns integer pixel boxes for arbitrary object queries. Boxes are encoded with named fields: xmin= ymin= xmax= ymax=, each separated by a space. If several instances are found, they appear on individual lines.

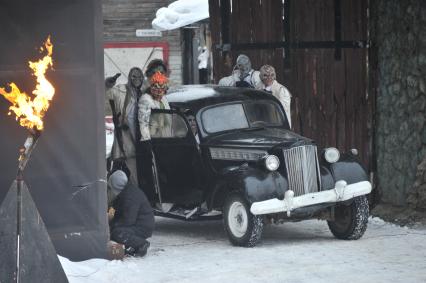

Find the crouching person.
xmin=108 ymin=170 xmax=155 ymax=257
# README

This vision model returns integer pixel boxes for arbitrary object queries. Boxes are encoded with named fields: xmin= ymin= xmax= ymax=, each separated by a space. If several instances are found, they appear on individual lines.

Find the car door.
xmin=149 ymin=109 xmax=204 ymax=205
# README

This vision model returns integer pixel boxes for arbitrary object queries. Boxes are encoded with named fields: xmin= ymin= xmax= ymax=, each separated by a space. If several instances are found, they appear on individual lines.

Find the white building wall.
xmin=102 ymin=0 xmax=183 ymax=86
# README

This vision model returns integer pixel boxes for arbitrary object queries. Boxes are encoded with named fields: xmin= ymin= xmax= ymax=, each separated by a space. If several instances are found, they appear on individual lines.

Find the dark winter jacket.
xmin=111 ymin=183 xmax=154 ymax=238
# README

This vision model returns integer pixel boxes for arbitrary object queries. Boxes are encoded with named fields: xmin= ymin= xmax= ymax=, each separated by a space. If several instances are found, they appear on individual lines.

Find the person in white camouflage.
xmin=256 ymin=64 xmax=292 ymax=128
xmin=218 ymin=54 xmax=261 ymax=88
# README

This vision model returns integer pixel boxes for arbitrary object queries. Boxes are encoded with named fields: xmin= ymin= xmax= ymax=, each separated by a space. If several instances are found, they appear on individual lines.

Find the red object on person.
xmin=105 ymin=115 xmax=113 ymax=124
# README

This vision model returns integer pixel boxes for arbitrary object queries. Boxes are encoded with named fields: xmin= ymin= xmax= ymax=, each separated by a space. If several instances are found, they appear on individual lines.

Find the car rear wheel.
xmin=327 ymin=195 xmax=369 ymax=240
xmin=223 ymin=193 xmax=263 ymax=247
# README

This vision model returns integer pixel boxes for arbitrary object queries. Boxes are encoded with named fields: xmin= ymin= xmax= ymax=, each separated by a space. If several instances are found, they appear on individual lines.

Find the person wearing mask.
xmin=218 ymin=54 xmax=261 ymax=88
xmin=105 ymin=67 xmax=144 ymax=185
xmin=137 ymin=71 xmax=171 ymax=200
xmin=256 ymin=64 xmax=292 ymax=128
xmin=108 ymin=170 xmax=154 ymax=257
xmin=142 ymin=59 xmax=168 ymax=92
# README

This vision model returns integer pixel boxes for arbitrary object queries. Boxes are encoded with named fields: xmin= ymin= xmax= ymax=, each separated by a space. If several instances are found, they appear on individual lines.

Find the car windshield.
xmin=201 ymin=101 xmax=285 ymax=134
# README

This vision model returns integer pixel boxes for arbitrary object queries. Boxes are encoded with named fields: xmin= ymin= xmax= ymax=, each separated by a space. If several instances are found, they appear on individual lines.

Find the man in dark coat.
xmin=108 ymin=170 xmax=155 ymax=257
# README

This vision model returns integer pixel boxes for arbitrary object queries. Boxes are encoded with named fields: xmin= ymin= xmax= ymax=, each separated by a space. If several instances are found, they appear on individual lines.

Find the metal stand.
xmin=0 ymin=131 xmax=68 ymax=283
xmin=16 ymin=173 xmax=22 ymax=283
xmin=16 ymin=133 xmax=38 ymax=283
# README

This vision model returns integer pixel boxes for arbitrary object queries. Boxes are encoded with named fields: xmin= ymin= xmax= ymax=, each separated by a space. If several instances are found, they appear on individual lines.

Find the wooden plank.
xmin=208 ymin=0 xmax=371 ymax=170
xmin=208 ymin=0 xmax=224 ymax=82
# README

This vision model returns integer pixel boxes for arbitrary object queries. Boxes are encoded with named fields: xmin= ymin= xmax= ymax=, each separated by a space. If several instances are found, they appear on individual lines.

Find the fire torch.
xmin=0 ymin=37 xmax=68 ymax=283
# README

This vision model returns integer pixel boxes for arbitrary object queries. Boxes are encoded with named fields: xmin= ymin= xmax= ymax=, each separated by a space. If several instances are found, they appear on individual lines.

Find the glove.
xmin=105 ymin=73 xmax=121 ymax=88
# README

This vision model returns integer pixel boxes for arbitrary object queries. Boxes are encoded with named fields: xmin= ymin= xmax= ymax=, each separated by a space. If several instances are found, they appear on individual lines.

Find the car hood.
xmin=205 ymin=128 xmax=314 ymax=148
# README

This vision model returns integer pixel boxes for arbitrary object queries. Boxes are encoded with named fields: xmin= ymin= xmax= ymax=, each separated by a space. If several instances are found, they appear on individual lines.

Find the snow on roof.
xmin=152 ymin=0 xmax=209 ymax=31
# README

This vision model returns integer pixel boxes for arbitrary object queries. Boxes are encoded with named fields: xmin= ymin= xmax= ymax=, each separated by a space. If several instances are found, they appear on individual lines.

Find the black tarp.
xmin=0 ymin=0 xmax=108 ymax=260
xmin=0 ymin=181 xmax=69 ymax=282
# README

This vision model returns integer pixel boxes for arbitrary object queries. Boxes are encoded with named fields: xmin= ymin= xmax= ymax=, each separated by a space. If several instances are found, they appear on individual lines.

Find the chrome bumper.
xmin=250 ymin=180 xmax=372 ymax=216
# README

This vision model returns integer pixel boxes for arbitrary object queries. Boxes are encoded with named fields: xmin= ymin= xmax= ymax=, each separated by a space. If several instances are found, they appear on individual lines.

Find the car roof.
xmin=166 ymin=84 xmax=277 ymax=113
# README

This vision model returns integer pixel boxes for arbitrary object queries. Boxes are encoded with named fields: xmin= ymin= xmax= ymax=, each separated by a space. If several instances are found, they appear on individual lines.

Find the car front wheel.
xmin=327 ymin=195 xmax=369 ymax=240
xmin=223 ymin=193 xmax=264 ymax=247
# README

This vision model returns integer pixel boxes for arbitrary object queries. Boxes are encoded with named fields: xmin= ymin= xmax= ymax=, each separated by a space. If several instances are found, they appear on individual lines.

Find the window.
xmin=150 ymin=113 xmax=188 ymax=138
xmin=244 ymin=102 xmax=284 ymax=126
xmin=201 ymin=101 xmax=285 ymax=134
xmin=202 ymin=104 xmax=249 ymax=133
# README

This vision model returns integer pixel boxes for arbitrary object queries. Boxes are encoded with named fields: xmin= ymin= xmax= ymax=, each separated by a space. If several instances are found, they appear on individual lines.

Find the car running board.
xmin=154 ymin=208 xmax=222 ymax=221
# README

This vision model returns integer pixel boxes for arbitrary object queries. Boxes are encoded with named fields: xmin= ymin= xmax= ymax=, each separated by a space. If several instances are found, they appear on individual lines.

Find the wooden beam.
xmin=215 ymin=40 xmax=368 ymax=51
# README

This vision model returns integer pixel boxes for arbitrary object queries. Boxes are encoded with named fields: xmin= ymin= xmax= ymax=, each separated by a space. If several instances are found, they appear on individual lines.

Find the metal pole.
xmin=15 ymin=130 xmax=41 ymax=283
xmin=16 ymin=170 xmax=22 ymax=283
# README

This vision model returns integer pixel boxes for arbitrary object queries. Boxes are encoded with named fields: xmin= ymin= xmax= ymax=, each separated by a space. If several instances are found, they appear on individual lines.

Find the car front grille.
xmin=282 ymin=145 xmax=321 ymax=196
xmin=209 ymin=147 xmax=267 ymax=161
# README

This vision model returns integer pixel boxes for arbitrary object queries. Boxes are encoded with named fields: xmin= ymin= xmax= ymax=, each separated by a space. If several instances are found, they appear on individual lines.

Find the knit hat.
xmin=108 ymin=170 xmax=128 ymax=195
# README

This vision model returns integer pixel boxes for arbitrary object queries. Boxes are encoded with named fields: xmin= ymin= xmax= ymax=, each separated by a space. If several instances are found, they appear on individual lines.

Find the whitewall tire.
xmin=223 ymin=193 xmax=264 ymax=247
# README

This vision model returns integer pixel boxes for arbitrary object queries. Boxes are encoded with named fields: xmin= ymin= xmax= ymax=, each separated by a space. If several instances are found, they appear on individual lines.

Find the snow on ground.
xmin=60 ymin=217 xmax=426 ymax=283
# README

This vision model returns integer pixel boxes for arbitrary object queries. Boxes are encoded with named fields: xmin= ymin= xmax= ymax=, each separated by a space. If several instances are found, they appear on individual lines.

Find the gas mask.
xmin=236 ymin=54 xmax=252 ymax=80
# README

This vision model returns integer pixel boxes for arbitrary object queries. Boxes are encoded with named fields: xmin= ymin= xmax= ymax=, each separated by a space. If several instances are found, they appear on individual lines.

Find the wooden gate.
xmin=209 ymin=0 xmax=373 ymax=173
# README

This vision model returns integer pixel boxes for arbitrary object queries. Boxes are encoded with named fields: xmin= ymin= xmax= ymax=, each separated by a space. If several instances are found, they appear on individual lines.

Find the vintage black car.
xmin=144 ymin=85 xmax=372 ymax=247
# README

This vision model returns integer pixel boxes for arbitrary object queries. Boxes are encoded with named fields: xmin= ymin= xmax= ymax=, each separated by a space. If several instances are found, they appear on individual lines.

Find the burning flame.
xmin=0 ymin=36 xmax=54 ymax=131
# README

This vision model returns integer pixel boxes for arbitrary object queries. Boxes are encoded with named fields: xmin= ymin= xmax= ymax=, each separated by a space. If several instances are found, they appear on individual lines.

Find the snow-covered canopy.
xmin=152 ymin=0 xmax=209 ymax=31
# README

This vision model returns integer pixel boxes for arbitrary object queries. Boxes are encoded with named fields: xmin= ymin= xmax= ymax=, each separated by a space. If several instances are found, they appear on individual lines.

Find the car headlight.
xmin=264 ymin=155 xmax=280 ymax=171
xmin=324 ymin=147 xmax=340 ymax=163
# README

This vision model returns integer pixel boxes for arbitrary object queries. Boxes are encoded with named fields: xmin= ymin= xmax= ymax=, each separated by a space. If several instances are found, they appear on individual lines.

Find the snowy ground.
xmin=61 ymin=217 xmax=426 ymax=283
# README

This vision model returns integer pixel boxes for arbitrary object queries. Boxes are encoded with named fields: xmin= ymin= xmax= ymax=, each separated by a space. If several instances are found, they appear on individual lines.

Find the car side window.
xmin=150 ymin=113 xmax=188 ymax=138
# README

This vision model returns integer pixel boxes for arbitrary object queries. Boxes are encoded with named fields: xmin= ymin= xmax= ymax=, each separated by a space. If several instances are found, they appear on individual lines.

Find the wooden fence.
xmin=208 ymin=0 xmax=374 ymax=173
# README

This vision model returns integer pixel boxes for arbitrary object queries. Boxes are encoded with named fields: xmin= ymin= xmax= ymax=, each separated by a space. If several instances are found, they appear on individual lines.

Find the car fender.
xmin=319 ymin=165 xmax=335 ymax=190
xmin=209 ymin=165 xmax=288 ymax=208
xmin=327 ymin=153 xmax=369 ymax=185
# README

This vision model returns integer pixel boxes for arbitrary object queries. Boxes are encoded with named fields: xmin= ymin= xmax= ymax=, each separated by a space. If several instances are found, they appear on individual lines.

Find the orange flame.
xmin=0 ymin=36 xmax=54 ymax=130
